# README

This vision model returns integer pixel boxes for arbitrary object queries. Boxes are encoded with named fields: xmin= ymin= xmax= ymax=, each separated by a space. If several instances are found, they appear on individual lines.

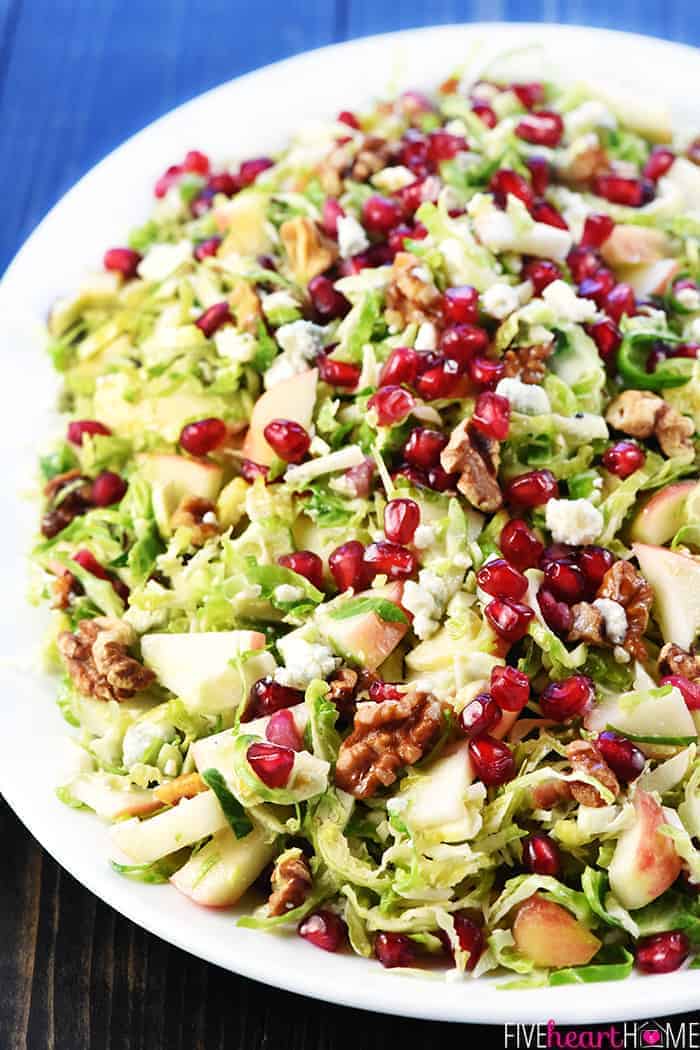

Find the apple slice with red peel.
xmin=619 ymin=259 xmax=681 ymax=297
xmin=608 ymin=789 xmax=682 ymax=909
xmin=630 ymin=482 xmax=697 ymax=545
xmin=170 ymin=824 xmax=275 ymax=908
xmin=512 ymin=895 xmax=601 ymax=967
xmin=633 ymin=543 xmax=700 ymax=649
xmin=317 ymin=583 xmax=408 ymax=672
xmin=242 ymin=368 xmax=318 ymax=466
xmin=601 ymin=225 xmax=673 ymax=268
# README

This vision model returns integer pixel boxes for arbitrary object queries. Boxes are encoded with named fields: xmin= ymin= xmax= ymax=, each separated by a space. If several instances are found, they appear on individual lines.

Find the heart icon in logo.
xmin=642 ymin=1031 xmax=662 ymax=1046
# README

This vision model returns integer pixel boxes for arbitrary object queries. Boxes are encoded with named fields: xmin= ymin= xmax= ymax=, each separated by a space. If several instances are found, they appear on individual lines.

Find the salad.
xmin=33 ymin=64 xmax=700 ymax=986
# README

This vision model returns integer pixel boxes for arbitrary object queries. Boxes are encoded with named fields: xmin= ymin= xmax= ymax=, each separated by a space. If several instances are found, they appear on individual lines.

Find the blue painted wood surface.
xmin=1 ymin=0 xmax=698 ymax=273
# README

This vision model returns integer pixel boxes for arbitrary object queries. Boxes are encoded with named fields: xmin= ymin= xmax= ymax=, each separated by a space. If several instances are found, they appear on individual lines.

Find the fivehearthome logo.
xmin=503 ymin=1020 xmax=700 ymax=1048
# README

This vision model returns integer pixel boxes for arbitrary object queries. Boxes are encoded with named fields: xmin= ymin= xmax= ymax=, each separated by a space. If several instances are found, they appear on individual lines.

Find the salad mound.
xmin=33 ymin=65 xmax=700 ymax=985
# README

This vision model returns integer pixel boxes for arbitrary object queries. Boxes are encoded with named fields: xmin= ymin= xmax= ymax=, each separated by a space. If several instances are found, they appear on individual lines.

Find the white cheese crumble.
xmin=371 ymin=165 xmax=415 ymax=193
xmin=274 ymin=639 xmax=339 ymax=689
xmin=412 ymin=524 xmax=438 ymax=550
xmin=264 ymin=320 xmax=324 ymax=389
xmin=214 ymin=328 xmax=256 ymax=364
xmin=564 ymin=101 xmax=617 ymax=138
xmin=480 ymin=282 xmax=521 ymax=320
xmin=496 ymin=377 xmax=550 ymax=415
xmin=402 ymin=570 xmax=451 ymax=640
xmin=337 ymin=214 xmax=369 ymax=259
xmin=676 ymin=286 xmax=700 ymax=311
xmin=415 ymin=321 xmax=438 ymax=351
xmin=273 ymin=584 xmax=306 ymax=604
xmin=122 ymin=721 xmax=172 ymax=769
xmin=542 ymin=280 xmax=597 ymax=323
xmin=545 ymin=498 xmax=604 ymax=546
xmin=555 ymin=412 xmax=609 ymax=442
xmin=137 ymin=241 xmax=192 ymax=282
xmin=593 ymin=598 xmax=628 ymax=645
xmin=262 ymin=290 xmax=300 ymax=316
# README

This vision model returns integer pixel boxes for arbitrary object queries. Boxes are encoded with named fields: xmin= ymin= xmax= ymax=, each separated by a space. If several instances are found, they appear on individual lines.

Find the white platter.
xmin=1 ymin=22 xmax=699 ymax=1025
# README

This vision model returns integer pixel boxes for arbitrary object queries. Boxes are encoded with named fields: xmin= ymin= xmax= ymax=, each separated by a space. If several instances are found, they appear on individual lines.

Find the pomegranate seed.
xmin=338 ymin=110 xmax=360 ymax=129
xmin=426 ymin=464 xmax=459 ymax=492
xmin=278 ymin=551 xmax=323 ymax=591
xmin=526 ymin=157 xmax=550 ymax=196
xmin=578 ymin=547 xmax=615 ymax=591
xmin=238 ymin=157 xmax=274 ymax=186
xmin=512 ymin=82 xmax=545 ymax=109
xmin=154 ymin=163 xmax=184 ymax=198
xmin=537 ymin=588 xmax=573 ymax=636
xmin=660 ymin=675 xmax=700 ymax=711
xmin=362 ymin=195 xmax=402 ymax=233
xmin=298 ymin=910 xmax=347 ymax=952
xmin=195 ymin=301 xmax=231 ymax=337
xmin=489 ymin=169 xmax=534 ymax=210
xmin=317 ymin=353 xmax=361 ymax=389
xmin=329 ymin=540 xmax=372 ymax=592
xmin=540 ymin=543 xmax=577 ymax=570
xmin=636 ymin=931 xmax=689 ymax=975
xmin=428 ymin=130 xmax=467 ymax=165
xmin=604 ymin=283 xmax=636 ymax=323
xmin=442 ymin=285 xmax=479 ymax=325
xmin=471 ymin=392 xmax=510 ymax=440
xmin=539 ymin=675 xmax=594 ymax=721
xmin=581 ymin=214 xmax=615 ymax=249
xmin=179 ymin=417 xmax=227 ymax=456
xmin=245 ymin=677 xmax=304 ymax=720
xmin=364 ymin=541 xmax=417 ymax=580
xmin=263 ymin=419 xmax=311 ymax=464
xmin=388 ymin=222 xmax=427 ymax=254
xmin=586 ymin=318 xmax=622 ymax=361
xmin=368 ymin=385 xmax=415 ymax=426
xmin=392 ymin=464 xmax=428 ymax=488
xmin=368 ymin=680 xmax=404 ymax=702
xmin=379 ymin=347 xmax=421 ymax=388
xmin=266 ymin=708 xmax=303 ymax=751
xmin=441 ymin=324 xmax=489 ymax=365
xmin=532 ymin=200 xmax=568 ymax=229
xmin=416 ymin=359 xmax=465 ymax=400
xmin=500 ymin=519 xmax=543 ymax=571
xmin=247 ymin=741 xmax=294 ymax=788
xmin=308 ymin=275 xmax=350 ymax=320
xmin=73 ymin=548 xmax=109 ymax=579
xmin=669 ymin=343 xmax=700 ymax=360
xmin=505 ymin=470 xmax=559 ymax=507
xmin=472 ymin=102 xmax=497 ymax=128
xmin=452 ymin=913 xmax=485 ymax=969
xmin=516 ymin=111 xmax=564 ymax=148
xmin=91 ymin=471 xmax=127 ymax=507
xmin=183 ymin=149 xmax=210 ymax=175
xmin=579 ymin=269 xmax=616 ymax=306
xmin=491 ymin=665 xmax=530 ymax=712
xmin=400 ymin=132 xmax=431 ymax=176
xmin=484 ymin=598 xmax=534 ymax=643
xmin=240 ymin=459 xmax=269 ymax=483
xmin=322 ymin=197 xmax=345 ymax=237
xmin=468 ymin=734 xmax=516 ymax=785
xmin=343 ymin=458 xmax=375 ymax=498
xmin=468 ymin=356 xmax=505 ymax=386
xmin=523 ymin=833 xmax=561 ymax=876
xmin=567 ymin=245 xmax=601 ymax=283
xmin=403 ymin=428 xmax=447 ymax=469
xmin=602 ymin=440 xmax=645 ymax=479
xmin=459 ymin=693 xmax=502 ymax=737
xmin=384 ymin=498 xmax=420 ymax=544
xmin=593 ymin=175 xmax=654 ymax=207
xmin=103 ymin=247 xmax=141 ymax=279
xmin=597 ymin=731 xmax=645 ymax=783
xmin=477 ymin=559 xmax=528 ymax=601
xmin=375 ymin=932 xmax=417 ymax=969
xmin=688 ymin=138 xmax=700 ymax=166
xmin=643 ymin=148 xmax=675 ymax=182
xmin=207 ymin=172 xmax=239 ymax=196
xmin=543 ymin=561 xmax=586 ymax=603
xmin=194 ymin=237 xmax=221 ymax=261
xmin=67 ymin=420 xmax=111 ymax=445
xmin=522 ymin=259 xmax=561 ymax=295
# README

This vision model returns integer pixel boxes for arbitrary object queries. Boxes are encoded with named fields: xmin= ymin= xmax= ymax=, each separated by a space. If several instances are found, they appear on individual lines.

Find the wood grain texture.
xmin=1 ymin=3 xmax=700 ymax=1046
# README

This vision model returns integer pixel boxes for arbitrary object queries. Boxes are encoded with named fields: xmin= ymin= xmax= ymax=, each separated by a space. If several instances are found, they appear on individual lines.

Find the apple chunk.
xmin=512 ymin=895 xmax=601 ymax=968
xmin=112 ymin=790 xmax=228 ymax=864
xmin=608 ymin=789 xmax=682 ymax=910
xmin=242 ymin=368 xmax=318 ymax=466
xmin=601 ymin=225 xmax=672 ymax=268
xmin=316 ymin=583 xmax=408 ymax=672
xmin=171 ymin=824 xmax=274 ymax=908
xmin=633 ymin=543 xmax=700 ymax=650
xmin=630 ymin=482 xmax=697 ymax=545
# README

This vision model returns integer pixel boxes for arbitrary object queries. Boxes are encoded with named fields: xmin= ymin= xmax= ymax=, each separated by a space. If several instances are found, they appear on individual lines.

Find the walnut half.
xmin=334 ymin=691 xmax=444 ymax=799
xmin=267 ymin=848 xmax=313 ymax=917
xmin=440 ymin=419 xmax=502 ymax=512
xmin=279 ymin=217 xmax=337 ymax=285
xmin=58 ymin=617 xmax=155 ymax=703
xmin=605 ymin=390 xmax=694 ymax=459
xmin=566 ymin=739 xmax=620 ymax=808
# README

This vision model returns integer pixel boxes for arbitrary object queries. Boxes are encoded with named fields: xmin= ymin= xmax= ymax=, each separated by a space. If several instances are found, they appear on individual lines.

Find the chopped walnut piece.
xmin=317 ymin=142 xmax=353 ymax=195
xmin=440 ymin=419 xmax=503 ymax=512
xmin=51 ymin=569 xmax=77 ymax=611
xmin=326 ymin=668 xmax=360 ymax=718
xmin=566 ymin=739 xmax=620 ymax=808
xmin=58 ymin=617 xmax=155 ymax=702
xmin=41 ymin=469 xmax=94 ymax=539
xmin=597 ymin=560 xmax=653 ymax=660
xmin=558 ymin=143 xmax=609 ymax=185
xmin=658 ymin=643 xmax=700 ymax=682
xmin=267 ymin=849 xmax=313 ymax=917
xmin=154 ymin=772 xmax=207 ymax=806
xmin=171 ymin=497 xmax=219 ymax=545
xmin=502 ymin=344 xmax=553 ymax=385
xmin=230 ymin=280 xmax=261 ymax=332
xmin=279 ymin=216 xmax=337 ymax=285
xmin=351 ymin=136 xmax=394 ymax=182
xmin=568 ymin=602 xmax=606 ymax=646
xmin=531 ymin=779 xmax=573 ymax=810
xmin=385 ymin=251 xmax=443 ymax=328
xmin=334 ymin=691 xmax=444 ymax=799
xmin=605 ymin=390 xmax=694 ymax=458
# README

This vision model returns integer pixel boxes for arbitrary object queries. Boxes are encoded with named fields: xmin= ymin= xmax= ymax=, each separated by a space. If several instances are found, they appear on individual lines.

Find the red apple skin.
xmin=630 ymin=481 xmax=696 ymax=545
xmin=608 ymin=789 xmax=682 ymax=910
xmin=512 ymin=894 xmax=602 ymax=968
